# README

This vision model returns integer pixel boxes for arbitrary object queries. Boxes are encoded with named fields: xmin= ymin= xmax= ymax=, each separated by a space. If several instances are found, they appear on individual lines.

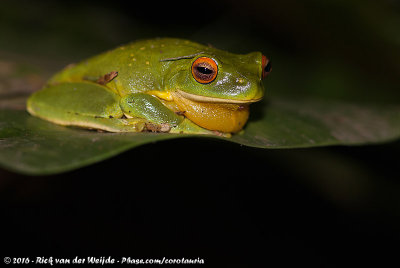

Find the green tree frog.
xmin=27 ymin=38 xmax=271 ymax=136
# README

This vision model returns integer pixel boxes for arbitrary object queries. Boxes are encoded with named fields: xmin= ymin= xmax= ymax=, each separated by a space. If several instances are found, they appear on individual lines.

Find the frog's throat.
xmin=145 ymin=89 xmax=257 ymax=133
xmin=175 ymin=90 xmax=262 ymax=104
xmin=170 ymin=91 xmax=251 ymax=133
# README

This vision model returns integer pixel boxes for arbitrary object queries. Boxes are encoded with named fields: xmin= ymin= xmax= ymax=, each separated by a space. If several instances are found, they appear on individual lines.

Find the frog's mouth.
xmin=171 ymin=90 xmax=261 ymax=133
xmin=176 ymin=90 xmax=262 ymax=104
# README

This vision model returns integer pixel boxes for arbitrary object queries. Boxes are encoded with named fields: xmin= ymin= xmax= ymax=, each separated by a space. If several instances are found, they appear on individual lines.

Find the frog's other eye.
xmin=262 ymin=55 xmax=272 ymax=79
xmin=191 ymin=57 xmax=218 ymax=84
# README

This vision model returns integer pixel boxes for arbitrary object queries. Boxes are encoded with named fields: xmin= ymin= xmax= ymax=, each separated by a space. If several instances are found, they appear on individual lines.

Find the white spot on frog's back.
xmin=236 ymin=78 xmax=244 ymax=83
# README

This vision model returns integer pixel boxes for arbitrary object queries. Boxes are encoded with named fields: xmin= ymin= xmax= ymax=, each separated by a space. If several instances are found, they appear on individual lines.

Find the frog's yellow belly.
xmin=171 ymin=91 xmax=250 ymax=133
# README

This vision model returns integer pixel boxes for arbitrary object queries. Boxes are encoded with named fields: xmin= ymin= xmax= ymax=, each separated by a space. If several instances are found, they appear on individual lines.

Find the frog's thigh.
xmin=27 ymin=82 xmax=145 ymax=132
xmin=120 ymin=93 xmax=183 ymax=125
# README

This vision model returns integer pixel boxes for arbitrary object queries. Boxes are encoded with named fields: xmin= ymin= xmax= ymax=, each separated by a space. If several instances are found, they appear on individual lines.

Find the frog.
xmin=26 ymin=38 xmax=271 ymax=136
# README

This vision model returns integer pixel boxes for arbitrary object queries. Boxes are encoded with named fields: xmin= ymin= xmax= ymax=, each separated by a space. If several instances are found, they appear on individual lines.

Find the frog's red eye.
xmin=262 ymin=55 xmax=272 ymax=79
xmin=191 ymin=57 xmax=218 ymax=84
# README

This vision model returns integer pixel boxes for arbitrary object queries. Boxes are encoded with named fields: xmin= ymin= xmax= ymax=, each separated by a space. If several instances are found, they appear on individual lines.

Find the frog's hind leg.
xmin=27 ymin=82 xmax=147 ymax=132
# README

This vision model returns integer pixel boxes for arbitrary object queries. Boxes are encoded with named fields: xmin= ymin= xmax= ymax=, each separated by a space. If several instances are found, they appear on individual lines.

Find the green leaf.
xmin=231 ymin=98 xmax=400 ymax=148
xmin=1 ymin=96 xmax=399 ymax=175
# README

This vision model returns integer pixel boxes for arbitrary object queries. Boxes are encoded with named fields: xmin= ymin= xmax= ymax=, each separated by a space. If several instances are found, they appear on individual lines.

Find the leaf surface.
xmin=1 ymin=96 xmax=399 ymax=174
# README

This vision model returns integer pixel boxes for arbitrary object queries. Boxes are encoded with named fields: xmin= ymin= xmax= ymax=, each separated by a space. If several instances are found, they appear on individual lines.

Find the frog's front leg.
xmin=120 ymin=93 xmax=214 ymax=134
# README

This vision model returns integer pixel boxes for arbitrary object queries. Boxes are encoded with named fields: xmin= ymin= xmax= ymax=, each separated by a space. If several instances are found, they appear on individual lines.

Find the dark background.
xmin=1 ymin=0 xmax=400 ymax=266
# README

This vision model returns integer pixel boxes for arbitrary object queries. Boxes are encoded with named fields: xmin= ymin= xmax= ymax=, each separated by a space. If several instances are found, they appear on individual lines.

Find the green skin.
xmin=27 ymin=38 xmax=265 ymax=135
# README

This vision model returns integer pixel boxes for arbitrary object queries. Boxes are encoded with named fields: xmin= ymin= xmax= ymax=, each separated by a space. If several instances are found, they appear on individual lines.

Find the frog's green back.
xmin=48 ymin=38 xmax=213 ymax=96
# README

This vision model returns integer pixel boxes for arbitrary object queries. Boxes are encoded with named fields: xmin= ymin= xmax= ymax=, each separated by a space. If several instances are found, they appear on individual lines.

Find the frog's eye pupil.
xmin=264 ymin=62 xmax=272 ymax=73
xmin=261 ymin=55 xmax=272 ymax=79
xmin=196 ymin=66 xmax=213 ymax=75
xmin=192 ymin=57 xmax=218 ymax=84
